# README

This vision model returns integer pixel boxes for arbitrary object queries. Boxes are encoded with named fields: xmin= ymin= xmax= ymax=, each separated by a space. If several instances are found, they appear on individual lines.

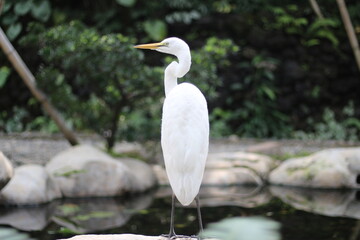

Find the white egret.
xmin=134 ymin=37 xmax=209 ymax=238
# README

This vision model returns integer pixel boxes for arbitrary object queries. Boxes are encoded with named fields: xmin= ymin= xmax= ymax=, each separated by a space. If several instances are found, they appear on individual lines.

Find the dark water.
xmin=0 ymin=186 xmax=359 ymax=240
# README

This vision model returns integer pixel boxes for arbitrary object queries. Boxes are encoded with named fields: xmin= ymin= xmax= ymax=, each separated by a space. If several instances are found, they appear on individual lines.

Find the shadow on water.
xmin=1 ymin=186 xmax=360 ymax=239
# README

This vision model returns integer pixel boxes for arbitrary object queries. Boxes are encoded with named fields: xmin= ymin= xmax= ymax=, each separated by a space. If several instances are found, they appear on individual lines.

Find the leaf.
xmin=200 ymin=217 xmax=281 ymax=240
xmin=14 ymin=1 xmax=33 ymax=16
xmin=1 ymin=14 xmax=18 ymax=25
xmin=2 ymin=2 xmax=13 ymax=13
xmin=306 ymin=39 xmax=320 ymax=47
xmin=115 ymin=0 xmax=136 ymax=7
xmin=31 ymin=0 xmax=51 ymax=22
xmin=144 ymin=19 xmax=167 ymax=41
xmin=261 ymin=85 xmax=276 ymax=100
xmin=0 ymin=66 xmax=10 ymax=88
xmin=6 ymin=23 xmax=22 ymax=40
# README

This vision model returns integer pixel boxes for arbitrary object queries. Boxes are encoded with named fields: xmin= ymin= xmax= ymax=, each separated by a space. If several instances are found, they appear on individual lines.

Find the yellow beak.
xmin=134 ymin=42 xmax=165 ymax=50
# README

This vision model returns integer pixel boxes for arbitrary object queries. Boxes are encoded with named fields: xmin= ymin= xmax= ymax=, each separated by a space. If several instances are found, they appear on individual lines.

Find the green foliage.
xmin=220 ymin=53 xmax=293 ymax=138
xmin=1 ymin=0 xmax=51 ymax=40
xmin=116 ymin=0 xmax=137 ymax=8
xmin=20 ymin=21 xmax=162 ymax=148
xmin=268 ymin=4 xmax=340 ymax=47
xmin=1 ymin=1 xmax=360 ymax=143
xmin=0 ymin=66 xmax=11 ymax=88
xmin=187 ymin=37 xmax=240 ymax=99
xmin=143 ymin=19 xmax=167 ymax=41
xmin=294 ymin=102 xmax=360 ymax=141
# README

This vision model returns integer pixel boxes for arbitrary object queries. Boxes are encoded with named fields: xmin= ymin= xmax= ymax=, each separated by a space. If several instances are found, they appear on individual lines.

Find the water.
xmin=0 ymin=186 xmax=359 ymax=240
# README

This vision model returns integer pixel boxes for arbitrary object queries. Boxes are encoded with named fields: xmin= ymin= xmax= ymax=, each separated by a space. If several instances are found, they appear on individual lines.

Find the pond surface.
xmin=0 ymin=185 xmax=359 ymax=240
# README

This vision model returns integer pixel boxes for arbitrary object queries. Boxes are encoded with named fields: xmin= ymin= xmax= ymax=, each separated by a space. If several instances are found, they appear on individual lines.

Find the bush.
xmin=21 ymin=21 xmax=162 ymax=148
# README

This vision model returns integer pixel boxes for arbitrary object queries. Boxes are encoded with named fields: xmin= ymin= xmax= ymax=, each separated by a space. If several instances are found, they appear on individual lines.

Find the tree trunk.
xmin=0 ymin=27 xmax=79 ymax=146
xmin=336 ymin=0 xmax=360 ymax=72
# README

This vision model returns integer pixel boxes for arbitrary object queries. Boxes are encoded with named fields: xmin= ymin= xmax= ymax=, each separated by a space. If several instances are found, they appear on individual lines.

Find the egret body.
xmin=135 ymin=37 xmax=209 ymax=238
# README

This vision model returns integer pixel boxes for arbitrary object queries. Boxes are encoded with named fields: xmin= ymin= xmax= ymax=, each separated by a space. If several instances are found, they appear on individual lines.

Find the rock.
xmin=203 ymin=168 xmax=262 ymax=186
xmin=0 ymin=152 xmax=13 ymax=190
xmin=0 ymin=164 xmax=61 ymax=205
xmin=154 ymin=152 xmax=276 ymax=186
xmin=152 ymin=165 xmax=168 ymax=186
xmin=121 ymin=158 xmax=157 ymax=192
xmin=269 ymin=147 xmax=360 ymax=188
xmin=60 ymin=234 xmax=209 ymax=240
xmin=46 ymin=145 xmax=156 ymax=197
xmin=205 ymin=151 xmax=277 ymax=185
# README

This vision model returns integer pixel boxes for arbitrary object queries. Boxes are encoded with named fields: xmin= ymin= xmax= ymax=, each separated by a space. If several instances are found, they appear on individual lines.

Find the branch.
xmin=309 ymin=0 xmax=324 ymax=19
xmin=0 ymin=27 xmax=79 ymax=146
xmin=336 ymin=0 xmax=360 ymax=72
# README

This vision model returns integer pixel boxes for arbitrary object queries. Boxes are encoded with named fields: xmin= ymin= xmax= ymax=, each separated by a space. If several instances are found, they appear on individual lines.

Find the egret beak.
xmin=134 ymin=42 xmax=165 ymax=50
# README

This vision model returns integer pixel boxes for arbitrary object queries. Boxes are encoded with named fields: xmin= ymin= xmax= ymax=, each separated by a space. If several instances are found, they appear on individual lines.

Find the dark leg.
xmin=169 ymin=193 xmax=176 ymax=238
xmin=195 ymin=195 xmax=204 ymax=234
xmin=161 ymin=193 xmax=177 ymax=239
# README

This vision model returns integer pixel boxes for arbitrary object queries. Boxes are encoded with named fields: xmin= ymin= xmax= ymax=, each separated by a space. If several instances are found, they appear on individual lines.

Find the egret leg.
xmin=195 ymin=195 xmax=204 ymax=235
xmin=169 ymin=193 xmax=176 ymax=238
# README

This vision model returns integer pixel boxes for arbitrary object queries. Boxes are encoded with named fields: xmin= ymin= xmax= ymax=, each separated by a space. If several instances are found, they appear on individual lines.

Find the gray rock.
xmin=0 ymin=164 xmax=61 ymax=205
xmin=207 ymin=151 xmax=277 ymax=180
xmin=121 ymin=158 xmax=157 ymax=192
xmin=269 ymin=147 xmax=360 ymax=188
xmin=204 ymin=151 xmax=276 ymax=185
xmin=153 ymin=151 xmax=276 ymax=186
xmin=46 ymin=145 xmax=156 ymax=197
xmin=203 ymin=168 xmax=262 ymax=186
xmin=0 ymin=152 xmax=13 ymax=190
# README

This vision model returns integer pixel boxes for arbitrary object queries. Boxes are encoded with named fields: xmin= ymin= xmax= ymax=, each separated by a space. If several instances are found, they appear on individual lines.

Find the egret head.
xmin=134 ymin=37 xmax=189 ymax=57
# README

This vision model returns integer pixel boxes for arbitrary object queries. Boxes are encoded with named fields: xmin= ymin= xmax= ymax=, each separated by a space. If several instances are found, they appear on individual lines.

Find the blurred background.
xmin=0 ymin=0 xmax=359 ymax=148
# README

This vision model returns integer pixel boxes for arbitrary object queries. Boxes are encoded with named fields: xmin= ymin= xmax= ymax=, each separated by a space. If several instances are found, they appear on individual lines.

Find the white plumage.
xmin=161 ymin=82 xmax=209 ymax=205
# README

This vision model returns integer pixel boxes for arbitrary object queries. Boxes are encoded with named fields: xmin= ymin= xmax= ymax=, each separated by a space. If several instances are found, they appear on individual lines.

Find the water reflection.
xmin=0 ymin=191 xmax=154 ymax=233
xmin=0 ymin=186 xmax=360 ymax=234
xmin=0 ymin=202 xmax=57 ymax=231
xmin=270 ymin=186 xmax=360 ymax=219
xmin=52 ymin=193 xmax=154 ymax=233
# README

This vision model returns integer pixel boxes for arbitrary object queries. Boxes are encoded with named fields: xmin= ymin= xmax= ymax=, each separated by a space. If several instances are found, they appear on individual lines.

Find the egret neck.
xmin=164 ymin=50 xmax=191 ymax=97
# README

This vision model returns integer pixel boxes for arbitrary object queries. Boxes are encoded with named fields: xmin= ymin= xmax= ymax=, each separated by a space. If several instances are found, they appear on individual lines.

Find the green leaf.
xmin=14 ymin=1 xmax=33 ymax=16
xmin=144 ymin=19 xmax=167 ymax=41
xmin=0 ymin=67 xmax=10 ymax=88
xmin=306 ymin=39 xmax=320 ymax=46
xmin=2 ymin=2 xmax=13 ymax=13
xmin=201 ymin=217 xmax=281 ymax=240
xmin=116 ymin=0 xmax=136 ymax=7
xmin=262 ymin=85 xmax=276 ymax=100
xmin=1 ymin=14 xmax=18 ymax=25
xmin=6 ymin=23 xmax=22 ymax=40
xmin=31 ymin=0 xmax=51 ymax=22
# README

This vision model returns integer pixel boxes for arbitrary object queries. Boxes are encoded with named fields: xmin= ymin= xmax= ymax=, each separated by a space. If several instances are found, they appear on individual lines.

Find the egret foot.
xmin=161 ymin=233 xmax=193 ymax=239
